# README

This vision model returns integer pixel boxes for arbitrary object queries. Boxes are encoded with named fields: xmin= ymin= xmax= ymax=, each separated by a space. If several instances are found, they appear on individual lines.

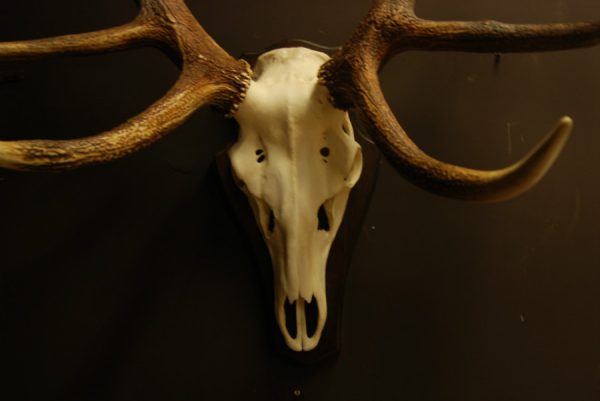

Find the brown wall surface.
xmin=1 ymin=1 xmax=599 ymax=400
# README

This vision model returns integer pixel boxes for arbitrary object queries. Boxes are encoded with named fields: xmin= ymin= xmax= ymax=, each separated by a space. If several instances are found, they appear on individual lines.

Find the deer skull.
xmin=229 ymin=48 xmax=363 ymax=351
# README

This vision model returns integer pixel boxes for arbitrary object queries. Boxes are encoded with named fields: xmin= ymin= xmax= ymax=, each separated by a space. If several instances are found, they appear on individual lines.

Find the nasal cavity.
xmin=317 ymin=204 xmax=330 ymax=231
xmin=284 ymin=300 xmax=297 ymax=339
xmin=283 ymin=298 xmax=319 ymax=339
xmin=305 ymin=297 xmax=318 ymax=338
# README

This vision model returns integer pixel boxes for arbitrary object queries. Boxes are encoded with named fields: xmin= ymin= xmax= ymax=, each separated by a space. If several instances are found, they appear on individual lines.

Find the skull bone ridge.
xmin=230 ymin=47 xmax=363 ymax=352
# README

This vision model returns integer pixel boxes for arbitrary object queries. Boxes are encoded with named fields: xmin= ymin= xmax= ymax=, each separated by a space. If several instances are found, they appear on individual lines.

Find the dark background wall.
xmin=1 ymin=1 xmax=599 ymax=400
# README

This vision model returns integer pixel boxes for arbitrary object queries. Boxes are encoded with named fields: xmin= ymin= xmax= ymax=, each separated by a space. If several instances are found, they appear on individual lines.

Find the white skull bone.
xmin=230 ymin=47 xmax=363 ymax=352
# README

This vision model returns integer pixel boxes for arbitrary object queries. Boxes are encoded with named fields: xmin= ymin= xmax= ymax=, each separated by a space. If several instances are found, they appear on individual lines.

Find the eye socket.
xmin=268 ymin=209 xmax=276 ymax=233
xmin=317 ymin=204 xmax=330 ymax=231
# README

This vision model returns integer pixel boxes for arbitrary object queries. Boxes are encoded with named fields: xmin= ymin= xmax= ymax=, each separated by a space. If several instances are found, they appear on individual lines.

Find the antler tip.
xmin=549 ymin=115 xmax=573 ymax=152
xmin=496 ymin=115 xmax=574 ymax=202
xmin=559 ymin=115 xmax=573 ymax=128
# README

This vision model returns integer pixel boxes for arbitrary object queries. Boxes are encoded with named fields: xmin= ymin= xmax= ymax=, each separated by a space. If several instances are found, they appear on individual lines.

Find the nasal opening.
xmin=284 ymin=299 xmax=297 ymax=339
xmin=305 ymin=296 xmax=318 ymax=338
xmin=281 ymin=296 xmax=323 ymax=351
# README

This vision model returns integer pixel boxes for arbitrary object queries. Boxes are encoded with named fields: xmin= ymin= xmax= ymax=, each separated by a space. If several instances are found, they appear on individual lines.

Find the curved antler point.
xmin=559 ymin=115 xmax=573 ymax=128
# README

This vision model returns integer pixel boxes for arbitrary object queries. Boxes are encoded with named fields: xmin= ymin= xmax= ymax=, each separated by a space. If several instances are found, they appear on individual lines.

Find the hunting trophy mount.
xmin=1 ymin=0 xmax=599 ymax=364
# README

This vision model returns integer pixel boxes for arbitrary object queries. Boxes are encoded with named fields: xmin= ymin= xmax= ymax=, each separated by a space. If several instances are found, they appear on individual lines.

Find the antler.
xmin=0 ymin=0 xmax=251 ymax=171
xmin=320 ymin=0 xmax=600 ymax=201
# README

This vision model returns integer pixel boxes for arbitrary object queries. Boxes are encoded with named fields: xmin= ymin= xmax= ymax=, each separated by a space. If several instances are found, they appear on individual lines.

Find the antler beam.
xmin=0 ymin=0 xmax=251 ymax=171
xmin=407 ymin=20 xmax=600 ymax=53
xmin=320 ymin=0 xmax=600 ymax=201
xmin=0 ymin=23 xmax=154 ymax=62
xmin=0 ymin=73 xmax=222 ymax=171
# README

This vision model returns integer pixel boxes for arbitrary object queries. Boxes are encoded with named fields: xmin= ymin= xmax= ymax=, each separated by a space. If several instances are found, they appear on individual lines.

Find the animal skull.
xmin=229 ymin=48 xmax=363 ymax=351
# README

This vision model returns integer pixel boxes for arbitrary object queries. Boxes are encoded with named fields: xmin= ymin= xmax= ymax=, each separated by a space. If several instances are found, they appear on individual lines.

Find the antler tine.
xmin=0 ymin=0 xmax=166 ymax=62
xmin=0 ymin=72 xmax=224 ymax=171
xmin=0 ymin=22 xmax=153 ymax=62
xmin=403 ymin=18 xmax=600 ymax=54
xmin=348 ymin=0 xmax=600 ymax=55
xmin=320 ymin=0 xmax=598 ymax=201
xmin=0 ymin=0 xmax=251 ymax=171
xmin=349 ymin=66 xmax=573 ymax=201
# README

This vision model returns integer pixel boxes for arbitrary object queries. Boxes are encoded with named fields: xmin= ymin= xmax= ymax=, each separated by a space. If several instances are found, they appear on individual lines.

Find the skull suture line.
xmin=229 ymin=48 xmax=363 ymax=352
